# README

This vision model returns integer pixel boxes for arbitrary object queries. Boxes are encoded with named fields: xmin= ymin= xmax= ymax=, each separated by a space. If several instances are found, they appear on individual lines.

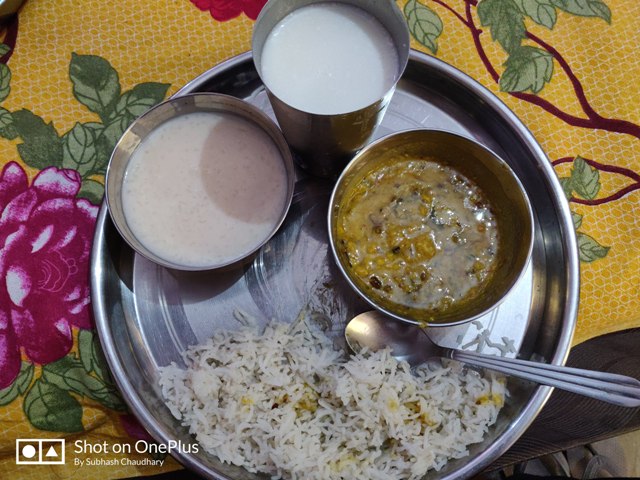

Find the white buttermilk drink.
xmin=260 ymin=2 xmax=400 ymax=115
xmin=122 ymin=111 xmax=288 ymax=267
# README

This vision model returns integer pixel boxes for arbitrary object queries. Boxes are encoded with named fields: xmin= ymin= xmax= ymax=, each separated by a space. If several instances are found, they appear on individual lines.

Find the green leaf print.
xmin=94 ymin=113 xmax=134 ymax=171
xmin=515 ymin=0 xmax=557 ymax=28
xmin=570 ymin=156 xmax=600 ymax=199
xmin=62 ymin=122 xmax=99 ymax=177
xmin=477 ymin=0 xmax=526 ymax=53
xmin=113 ymin=82 xmax=171 ymax=119
xmin=551 ymin=0 xmax=611 ymax=23
xmin=500 ymin=46 xmax=554 ymax=93
xmin=555 ymin=159 xmax=608 ymax=262
xmin=559 ymin=177 xmax=573 ymax=200
xmin=77 ymin=179 xmax=104 ymax=204
xmin=69 ymin=53 xmax=121 ymax=122
xmin=0 ymin=63 xmax=11 ymax=103
xmin=571 ymin=211 xmax=583 ymax=230
xmin=0 ymin=382 xmax=20 ymax=407
xmin=0 ymin=43 xmax=10 ymax=56
xmin=82 ymin=121 xmax=105 ymax=135
xmin=0 ymin=53 xmax=170 ymax=180
xmin=16 ymin=363 xmax=35 ymax=395
xmin=41 ymin=356 xmax=126 ymax=411
xmin=0 ymin=362 xmax=34 ymax=406
xmin=0 ymin=106 xmax=17 ymax=139
xmin=577 ymin=232 xmax=610 ymax=262
xmin=12 ymin=109 xmax=63 ymax=169
xmin=42 ymin=356 xmax=101 ymax=396
xmin=23 ymin=378 xmax=84 ymax=432
xmin=78 ymin=329 xmax=112 ymax=383
xmin=404 ymin=0 xmax=443 ymax=54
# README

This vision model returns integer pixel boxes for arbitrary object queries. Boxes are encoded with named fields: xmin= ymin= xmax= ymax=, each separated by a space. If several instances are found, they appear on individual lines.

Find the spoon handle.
xmin=449 ymin=350 xmax=640 ymax=408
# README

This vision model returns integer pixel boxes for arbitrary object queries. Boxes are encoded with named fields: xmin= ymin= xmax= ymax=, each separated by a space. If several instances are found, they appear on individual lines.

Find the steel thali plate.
xmin=90 ymin=50 xmax=579 ymax=480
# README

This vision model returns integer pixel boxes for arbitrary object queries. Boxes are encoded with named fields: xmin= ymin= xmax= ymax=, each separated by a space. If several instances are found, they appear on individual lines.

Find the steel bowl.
xmin=328 ymin=129 xmax=534 ymax=327
xmin=105 ymin=92 xmax=295 ymax=271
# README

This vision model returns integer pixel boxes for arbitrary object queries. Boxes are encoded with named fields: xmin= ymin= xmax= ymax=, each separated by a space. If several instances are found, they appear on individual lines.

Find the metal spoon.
xmin=345 ymin=310 xmax=640 ymax=408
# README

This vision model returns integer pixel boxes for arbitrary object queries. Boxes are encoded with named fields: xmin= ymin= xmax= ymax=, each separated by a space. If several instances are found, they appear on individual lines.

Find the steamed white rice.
xmin=159 ymin=320 xmax=506 ymax=480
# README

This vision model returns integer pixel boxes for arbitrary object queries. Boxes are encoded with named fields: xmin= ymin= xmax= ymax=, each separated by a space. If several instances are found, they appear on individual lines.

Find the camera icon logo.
xmin=16 ymin=439 xmax=65 ymax=465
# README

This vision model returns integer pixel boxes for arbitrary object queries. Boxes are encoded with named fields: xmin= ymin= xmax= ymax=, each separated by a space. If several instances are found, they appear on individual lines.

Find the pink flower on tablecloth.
xmin=189 ymin=0 xmax=267 ymax=21
xmin=0 ymin=162 xmax=98 ymax=388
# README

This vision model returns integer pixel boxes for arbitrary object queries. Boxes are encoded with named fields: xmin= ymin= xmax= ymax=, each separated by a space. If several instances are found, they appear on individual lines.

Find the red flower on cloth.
xmin=0 ymin=162 xmax=98 ymax=388
xmin=190 ymin=0 xmax=267 ymax=21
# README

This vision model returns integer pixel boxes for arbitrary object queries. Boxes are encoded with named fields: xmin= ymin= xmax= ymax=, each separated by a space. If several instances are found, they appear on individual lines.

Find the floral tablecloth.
xmin=0 ymin=0 xmax=638 ymax=478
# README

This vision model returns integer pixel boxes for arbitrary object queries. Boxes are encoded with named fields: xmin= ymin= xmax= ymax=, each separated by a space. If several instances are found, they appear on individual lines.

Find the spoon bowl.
xmin=346 ymin=311 xmax=640 ymax=408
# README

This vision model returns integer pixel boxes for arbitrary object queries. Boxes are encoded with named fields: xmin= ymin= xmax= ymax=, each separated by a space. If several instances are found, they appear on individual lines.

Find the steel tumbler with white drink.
xmin=252 ymin=0 xmax=410 ymax=177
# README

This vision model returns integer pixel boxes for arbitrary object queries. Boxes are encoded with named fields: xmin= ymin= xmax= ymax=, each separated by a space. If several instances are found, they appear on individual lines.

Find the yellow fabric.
xmin=0 ymin=0 xmax=638 ymax=478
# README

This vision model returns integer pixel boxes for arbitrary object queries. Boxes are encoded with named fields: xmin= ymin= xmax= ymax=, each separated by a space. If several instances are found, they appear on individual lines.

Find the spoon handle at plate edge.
xmin=449 ymin=350 xmax=640 ymax=408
